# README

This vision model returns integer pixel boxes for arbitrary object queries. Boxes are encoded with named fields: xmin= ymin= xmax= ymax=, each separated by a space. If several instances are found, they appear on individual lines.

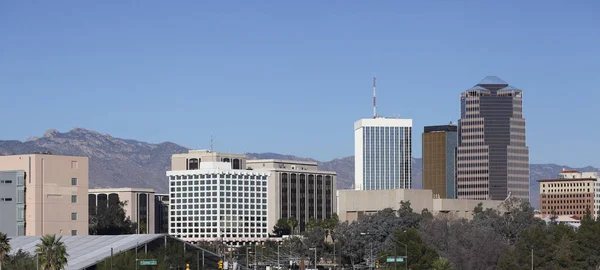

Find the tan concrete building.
xmin=538 ymin=169 xmax=599 ymax=219
xmin=171 ymin=150 xmax=246 ymax=171
xmin=337 ymin=189 xmax=504 ymax=222
xmin=0 ymin=154 xmax=89 ymax=236
xmin=246 ymin=159 xmax=336 ymax=232
xmin=88 ymin=188 xmax=156 ymax=234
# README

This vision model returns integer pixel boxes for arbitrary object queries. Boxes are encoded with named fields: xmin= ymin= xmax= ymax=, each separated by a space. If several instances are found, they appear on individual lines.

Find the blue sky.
xmin=1 ymin=1 xmax=599 ymax=166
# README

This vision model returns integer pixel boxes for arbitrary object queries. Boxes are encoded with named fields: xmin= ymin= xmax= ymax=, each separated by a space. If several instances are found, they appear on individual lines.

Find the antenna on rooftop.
xmin=373 ymin=77 xmax=377 ymax=118
xmin=210 ymin=135 xmax=214 ymax=152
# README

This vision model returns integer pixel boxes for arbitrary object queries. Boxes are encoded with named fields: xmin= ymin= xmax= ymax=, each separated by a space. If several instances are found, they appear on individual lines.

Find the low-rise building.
xmin=538 ymin=169 xmax=599 ymax=219
xmin=337 ymin=189 xmax=505 ymax=222
xmin=88 ymin=188 xmax=156 ymax=234
xmin=246 ymin=159 xmax=336 ymax=232
xmin=0 ymin=154 xmax=89 ymax=236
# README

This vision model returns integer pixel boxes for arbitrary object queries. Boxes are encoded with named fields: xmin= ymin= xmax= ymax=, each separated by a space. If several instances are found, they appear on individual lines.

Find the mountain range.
xmin=1 ymin=128 xmax=598 ymax=209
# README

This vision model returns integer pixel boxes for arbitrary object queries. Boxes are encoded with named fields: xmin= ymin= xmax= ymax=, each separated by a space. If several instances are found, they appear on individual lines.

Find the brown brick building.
xmin=539 ymin=169 xmax=598 ymax=218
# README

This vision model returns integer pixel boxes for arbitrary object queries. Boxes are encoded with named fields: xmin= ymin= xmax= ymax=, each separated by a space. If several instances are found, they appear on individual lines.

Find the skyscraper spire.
xmin=373 ymin=77 xmax=377 ymax=118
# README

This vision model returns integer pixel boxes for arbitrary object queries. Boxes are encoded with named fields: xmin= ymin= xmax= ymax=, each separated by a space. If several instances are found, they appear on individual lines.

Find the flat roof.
xmin=89 ymin=187 xmax=156 ymax=193
xmin=537 ymin=177 xmax=597 ymax=183
xmin=246 ymin=159 xmax=318 ymax=166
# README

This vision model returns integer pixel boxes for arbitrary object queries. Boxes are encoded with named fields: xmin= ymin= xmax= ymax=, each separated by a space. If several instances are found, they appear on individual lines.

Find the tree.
xmin=395 ymin=229 xmax=438 ymax=270
xmin=0 ymin=232 xmax=10 ymax=270
xmin=36 ymin=235 xmax=68 ymax=270
xmin=288 ymin=216 xmax=298 ymax=235
xmin=432 ymin=257 xmax=453 ymax=270
xmin=3 ymin=249 xmax=36 ymax=270
xmin=273 ymin=218 xmax=292 ymax=236
xmin=89 ymin=200 xmax=136 ymax=235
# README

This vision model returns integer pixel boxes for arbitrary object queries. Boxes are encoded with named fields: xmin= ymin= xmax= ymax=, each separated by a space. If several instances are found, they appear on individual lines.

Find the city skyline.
xmin=1 ymin=2 xmax=600 ymax=167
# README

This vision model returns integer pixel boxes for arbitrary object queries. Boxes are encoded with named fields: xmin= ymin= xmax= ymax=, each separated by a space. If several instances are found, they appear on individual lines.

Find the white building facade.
xmin=354 ymin=118 xmax=412 ymax=190
xmin=167 ymin=153 xmax=271 ymax=246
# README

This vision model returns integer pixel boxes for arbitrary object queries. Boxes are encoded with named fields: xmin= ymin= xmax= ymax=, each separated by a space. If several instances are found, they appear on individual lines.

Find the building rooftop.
xmin=499 ymin=85 xmax=521 ymax=91
xmin=537 ymin=177 xmax=596 ymax=183
xmin=8 ymin=234 xmax=218 ymax=270
xmin=466 ymin=85 xmax=488 ymax=91
xmin=246 ymin=159 xmax=318 ymax=166
xmin=477 ymin=76 xmax=509 ymax=86
xmin=424 ymin=125 xmax=458 ymax=133
xmin=89 ymin=187 xmax=156 ymax=193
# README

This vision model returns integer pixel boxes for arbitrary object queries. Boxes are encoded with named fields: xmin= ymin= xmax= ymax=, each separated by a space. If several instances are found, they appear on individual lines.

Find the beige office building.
xmin=88 ymin=188 xmax=156 ymax=234
xmin=246 ymin=159 xmax=337 ymax=232
xmin=337 ymin=189 xmax=504 ymax=222
xmin=0 ymin=154 xmax=89 ymax=236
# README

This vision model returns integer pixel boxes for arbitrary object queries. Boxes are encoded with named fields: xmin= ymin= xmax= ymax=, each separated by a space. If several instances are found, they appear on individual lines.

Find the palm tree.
xmin=0 ymin=232 xmax=11 ymax=270
xmin=35 ymin=235 xmax=68 ymax=270
xmin=432 ymin=257 xmax=453 ymax=270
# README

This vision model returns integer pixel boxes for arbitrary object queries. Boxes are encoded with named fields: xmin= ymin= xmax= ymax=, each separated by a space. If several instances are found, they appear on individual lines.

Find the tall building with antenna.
xmin=354 ymin=78 xmax=413 ymax=190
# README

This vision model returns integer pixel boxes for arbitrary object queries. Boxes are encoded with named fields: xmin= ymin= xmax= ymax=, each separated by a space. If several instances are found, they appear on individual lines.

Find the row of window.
xmin=172 ymin=204 xmax=267 ymax=210
xmin=170 ymin=175 xmax=267 ymax=181
xmin=170 ymin=222 xmax=267 ymax=228
xmin=174 ymin=234 xmax=267 ymax=239
xmin=171 ymin=216 xmax=266 ymax=222
xmin=541 ymin=201 xmax=591 ymax=207
xmin=0 ymin=180 xmax=13 ymax=184
xmin=171 ymin=179 xmax=267 ymax=186
xmin=543 ymin=182 xmax=591 ymax=188
xmin=171 ymin=210 xmax=267 ymax=216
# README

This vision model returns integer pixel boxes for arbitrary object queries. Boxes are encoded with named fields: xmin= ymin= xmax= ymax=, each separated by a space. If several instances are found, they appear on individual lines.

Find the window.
xmin=71 ymin=212 xmax=77 ymax=220
xmin=71 ymin=178 xmax=77 ymax=186
xmin=71 ymin=195 xmax=77 ymax=203
xmin=71 ymin=230 xmax=77 ymax=236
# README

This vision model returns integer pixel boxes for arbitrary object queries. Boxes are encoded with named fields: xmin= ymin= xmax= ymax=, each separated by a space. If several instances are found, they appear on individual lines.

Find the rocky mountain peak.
xmin=43 ymin=129 xmax=60 ymax=138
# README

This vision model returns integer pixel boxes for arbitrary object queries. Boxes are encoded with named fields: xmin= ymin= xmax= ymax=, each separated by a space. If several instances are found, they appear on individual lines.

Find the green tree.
xmin=36 ymin=235 xmax=68 ymax=270
xmin=3 ymin=249 xmax=36 ymax=270
xmin=0 ymin=232 xmax=10 ymax=270
xmin=89 ymin=200 xmax=136 ymax=235
xmin=431 ymin=257 xmax=452 ymax=270
xmin=288 ymin=216 xmax=298 ymax=235
xmin=396 ymin=229 xmax=438 ymax=270
xmin=273 ymin=218 xmax=292 ymax=236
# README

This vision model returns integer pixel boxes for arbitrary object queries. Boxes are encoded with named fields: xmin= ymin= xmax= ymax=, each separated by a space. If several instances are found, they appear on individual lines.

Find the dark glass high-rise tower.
xmin=456 ymin=76 xmax=529 ymax=201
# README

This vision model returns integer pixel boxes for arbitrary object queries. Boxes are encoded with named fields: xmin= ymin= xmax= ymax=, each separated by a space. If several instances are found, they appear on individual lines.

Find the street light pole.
xmin=360 ymin=233 xmax=374 ymax=270
xmin=309 ymin=248 xmax=317 ymax=269
xmin=277 ymin=243 xmax=280 ymax=269
xmin=389 ymin=238 xmax=408 ymax=270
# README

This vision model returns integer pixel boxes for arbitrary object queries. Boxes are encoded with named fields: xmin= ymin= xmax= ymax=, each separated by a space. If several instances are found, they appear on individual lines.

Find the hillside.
xmin=0 ymin=128 xmax=596 ymax=208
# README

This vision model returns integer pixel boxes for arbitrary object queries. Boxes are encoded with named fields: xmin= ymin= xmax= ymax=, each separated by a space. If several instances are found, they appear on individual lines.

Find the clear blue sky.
xmin=1 ymin=1 xmax=599 ymax=166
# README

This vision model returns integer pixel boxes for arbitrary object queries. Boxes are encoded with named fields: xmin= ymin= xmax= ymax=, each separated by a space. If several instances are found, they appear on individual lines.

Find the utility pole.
xmin=531 ymin=249 xmax=534 ymax=270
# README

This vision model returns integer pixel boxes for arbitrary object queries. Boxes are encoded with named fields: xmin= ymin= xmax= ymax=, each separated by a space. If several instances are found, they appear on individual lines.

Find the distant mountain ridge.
xmin=1 ymin=128 xmax=597 ymax=209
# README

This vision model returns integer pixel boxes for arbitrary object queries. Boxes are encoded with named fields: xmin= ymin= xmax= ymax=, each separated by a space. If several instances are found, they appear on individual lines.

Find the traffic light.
xmin=185 ymin=264 xmax=190 ymax=270
xmin=376 ymin=260 xmax=379 ymax=268
xmin=218 ymin=260 xmax=223 ymax=269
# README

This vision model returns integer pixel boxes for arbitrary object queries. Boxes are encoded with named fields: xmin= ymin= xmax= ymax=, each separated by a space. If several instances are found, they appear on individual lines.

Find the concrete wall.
xmin=337 ymin=189 xmax=504 ymax=222
xmin=0 ymin=171 xmax=23 ymax=236
xmin=172 ymin=150 xmax=246 ymax=171
xmin=337 ymin=189 xmax=434 ymax=222
xmin=0 ymin=154 xmax=89 ymax=236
